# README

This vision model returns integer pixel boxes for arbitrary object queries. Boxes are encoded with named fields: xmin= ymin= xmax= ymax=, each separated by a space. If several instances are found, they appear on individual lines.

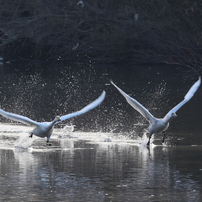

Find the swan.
xmin=110 ymin=78 xmax=201 ymax=146
xmin=0 ymin=91 xmax=106 ymax=145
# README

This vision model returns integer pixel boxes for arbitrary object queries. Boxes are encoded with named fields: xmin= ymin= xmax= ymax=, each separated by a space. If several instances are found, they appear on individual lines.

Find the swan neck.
xmin=50 ymin=120 xmax=57 ymax=127
xmin=164 ymin=115 xmax=175 ymax=123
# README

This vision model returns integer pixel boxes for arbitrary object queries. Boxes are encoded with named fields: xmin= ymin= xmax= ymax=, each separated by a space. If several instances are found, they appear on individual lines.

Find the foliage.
xmin=0 ymin=0 xmax=202 ymax=68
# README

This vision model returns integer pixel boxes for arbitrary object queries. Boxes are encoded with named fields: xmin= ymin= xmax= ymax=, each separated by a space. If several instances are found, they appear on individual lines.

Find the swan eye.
xmin=56 ymin=116 xmax=61 ymax=121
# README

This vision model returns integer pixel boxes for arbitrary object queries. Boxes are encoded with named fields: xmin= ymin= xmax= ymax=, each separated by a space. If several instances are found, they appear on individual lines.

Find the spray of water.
xmin=136 ymin=131 xmax=154 ymax=147
xmin=58 ymin=124 xmax=76 ymax=138
xmin=14 ymin=135 xmax=36 ymax=149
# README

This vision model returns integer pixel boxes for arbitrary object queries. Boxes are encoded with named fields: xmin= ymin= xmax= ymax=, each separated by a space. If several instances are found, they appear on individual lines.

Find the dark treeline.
xmin=0 ymin=0 xmax=202 ymax=68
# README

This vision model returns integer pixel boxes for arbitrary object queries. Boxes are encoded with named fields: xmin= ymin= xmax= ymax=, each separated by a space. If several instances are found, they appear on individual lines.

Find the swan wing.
xmin=110 ymin=81 xmax=155 ymax=123
xmin=59 ymin=91 xmax=106 ymax=122
xmin=0 ymin=108 xmax=39 ymax=126
xmin=165 ymin=77 xmax=201 ymax=117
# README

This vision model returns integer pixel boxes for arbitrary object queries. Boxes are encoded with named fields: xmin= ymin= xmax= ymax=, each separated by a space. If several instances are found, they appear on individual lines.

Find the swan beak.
xmin=55 ymin=116 xmax=61 ymax=121
xmin=173 ymin=113 xmax=177 ymax=118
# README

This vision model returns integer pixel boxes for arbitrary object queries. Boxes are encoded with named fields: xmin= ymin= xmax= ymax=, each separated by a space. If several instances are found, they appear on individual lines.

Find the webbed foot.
xmin=46 ymin=140 xmax=52 ymax=146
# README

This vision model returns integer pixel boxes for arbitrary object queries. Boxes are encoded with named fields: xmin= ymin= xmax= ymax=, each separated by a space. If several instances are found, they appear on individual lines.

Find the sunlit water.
xmin=0 ymin=62 xmax=202 ymax=201
xmin=0 ymin=124 xmax=202 ymax=201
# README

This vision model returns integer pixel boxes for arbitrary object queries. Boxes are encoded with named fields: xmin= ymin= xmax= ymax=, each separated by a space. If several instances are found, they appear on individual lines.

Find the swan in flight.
xmin=110 ymin=78 xmax=201 ymax=146
xmin=0 ymin=91 xmax=106 ymax=145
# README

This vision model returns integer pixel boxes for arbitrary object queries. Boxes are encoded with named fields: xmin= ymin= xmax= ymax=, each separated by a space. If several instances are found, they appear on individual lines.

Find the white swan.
xmin=110 ymin=78 xmax=201 ymax=146
xmin=0 ymin=91 xmax=106 ymax=145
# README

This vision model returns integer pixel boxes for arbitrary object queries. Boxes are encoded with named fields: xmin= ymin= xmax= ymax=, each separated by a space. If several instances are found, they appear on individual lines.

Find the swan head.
xmin=54 ymin=116 xmax=61 ymax=122
xmin=164 ymin=112 xmax=177 ymax=123
xmin=171 ymin=112 xmax=177 ymax=118
xmin=168 ymin=112 xmax=177 ymax=122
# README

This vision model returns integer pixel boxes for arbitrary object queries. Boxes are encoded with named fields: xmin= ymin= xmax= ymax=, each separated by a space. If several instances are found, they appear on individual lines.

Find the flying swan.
xmin=0 ymin=91 xmax=106 ymax=145
xmin=110 ymin=78 xmax=201 ymax=146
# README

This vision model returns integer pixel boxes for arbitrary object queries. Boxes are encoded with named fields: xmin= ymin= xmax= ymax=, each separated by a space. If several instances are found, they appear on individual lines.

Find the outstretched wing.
xmin=110 ymin=80 xmax=155 ymax=124
xmin=58 ymin=91 xmax=106 ymax=122
xmin=0 ymin=109 xmax=39 ymax=126
xmin=164 ymin=77 xmax=201 ymax=118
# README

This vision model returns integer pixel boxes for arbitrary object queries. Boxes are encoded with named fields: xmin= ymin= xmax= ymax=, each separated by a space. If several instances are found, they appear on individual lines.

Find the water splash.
xmin=58 ymin=124 xmax=75 ymax=138
xmin=14 ymin=135 xmax=36 ymax=149
xmin=141 ymin=132 xmax=149 ymax=144
xmin=137 ymin=131 xmax=154 ymax=147
xmin=63 ymin=124 xmax=75 ymax=132
xmin=103 ymin=135 xmax=112 ymax=142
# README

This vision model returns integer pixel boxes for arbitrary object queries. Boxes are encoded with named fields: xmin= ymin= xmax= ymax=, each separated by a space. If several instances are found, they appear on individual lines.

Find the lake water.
xmin=0 ymin=62 xmax=202 ymax=201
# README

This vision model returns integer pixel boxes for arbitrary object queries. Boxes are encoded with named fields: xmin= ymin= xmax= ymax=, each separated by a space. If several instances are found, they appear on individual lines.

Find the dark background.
xmin=0 ymin=0 xmax=202 ymax=71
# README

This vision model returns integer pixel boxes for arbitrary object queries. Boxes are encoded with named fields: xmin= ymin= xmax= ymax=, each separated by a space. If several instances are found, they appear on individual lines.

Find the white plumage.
xmin=0 ymin=91 xmax=106 ymax=144
xmin=111 ymin=77 xmax=201 ymax=146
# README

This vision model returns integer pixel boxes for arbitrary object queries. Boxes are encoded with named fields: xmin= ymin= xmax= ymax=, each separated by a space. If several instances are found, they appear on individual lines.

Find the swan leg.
xmin=147 ymin=134 xmax=153 ymax=146
xmin=162 ymin=131 xmax=166 ymax=143
xmin=29 ymin=133 xmax=33 ymax=138
xmin=46 ymin=139 xmax=52 ymax=146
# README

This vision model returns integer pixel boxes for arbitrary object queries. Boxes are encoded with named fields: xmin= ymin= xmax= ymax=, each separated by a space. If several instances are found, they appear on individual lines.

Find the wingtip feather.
xmin=184 ymin=77 xmax=201 ymax=100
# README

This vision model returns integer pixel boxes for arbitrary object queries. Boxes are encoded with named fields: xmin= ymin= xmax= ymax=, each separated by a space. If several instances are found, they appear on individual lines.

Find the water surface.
xmin=0 ymin=127 xmax=202 ymax=201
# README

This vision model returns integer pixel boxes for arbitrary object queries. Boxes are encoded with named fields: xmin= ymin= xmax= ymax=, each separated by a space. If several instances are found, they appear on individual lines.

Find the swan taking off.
xmin=0 ymin=91 xmax=106 ymax=145
xmin=110 ymin=77 xmax=201 ymax=146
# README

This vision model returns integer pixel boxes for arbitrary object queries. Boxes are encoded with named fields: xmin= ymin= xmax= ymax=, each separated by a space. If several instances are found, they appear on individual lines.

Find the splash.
xmin=58 ymin=124 xmax=75 ymax=138
xmin=137 ymin=131 xmax=154 ymax=147
xmin=63 ymin=124 xmax=75 ymax=132
xmin=103 ymin=135 xmax=112 ymax=142
xmin=14 ymin=135 xmax=36 ymax=149
xmin=141 ymin=132 xmax=149 ymax=145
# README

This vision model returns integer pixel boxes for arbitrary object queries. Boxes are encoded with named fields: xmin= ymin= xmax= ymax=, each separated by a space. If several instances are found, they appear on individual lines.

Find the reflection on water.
xmin=0 ymin=130 xmax=202 ymax=201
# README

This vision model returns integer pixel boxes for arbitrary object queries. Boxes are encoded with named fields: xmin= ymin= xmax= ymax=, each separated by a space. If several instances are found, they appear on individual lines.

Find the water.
xmin=0 ymin=125 xmax=202 ymax=201
xmin=0 ymin=62 xmax=202 ymax=201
